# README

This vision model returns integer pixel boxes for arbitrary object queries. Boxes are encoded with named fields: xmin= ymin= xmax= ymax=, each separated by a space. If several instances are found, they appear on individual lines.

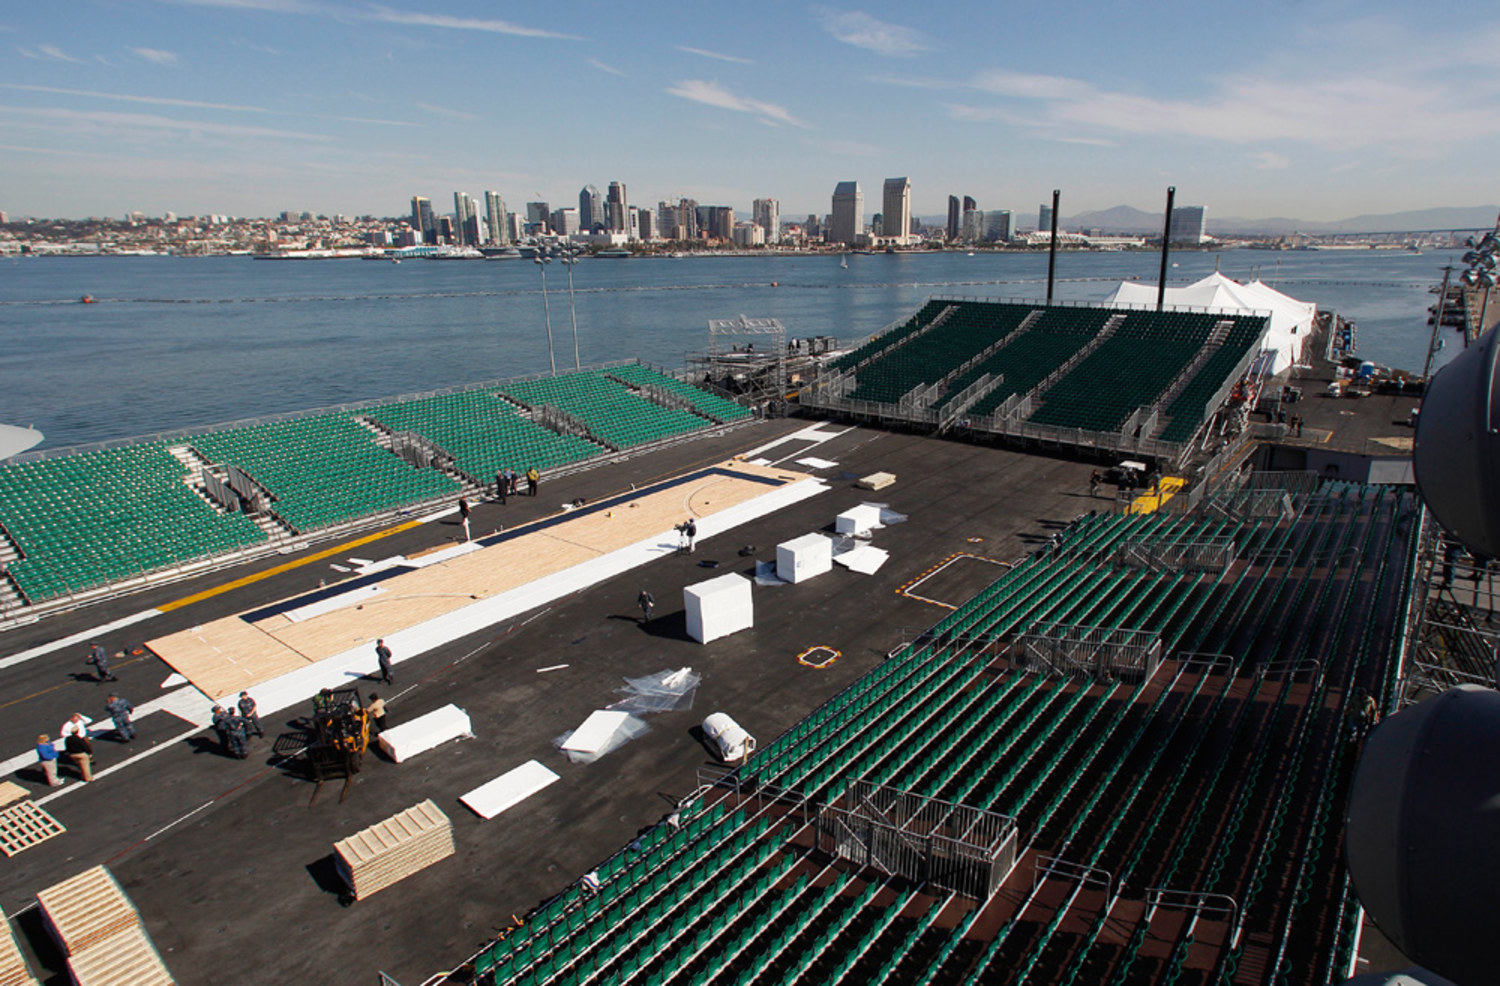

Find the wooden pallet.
xmin=0 ymin=918 xmax=39 ymax=986
xmin=66 ymin=926 xmax=174 ymax=986
xmin=333 ymin=799 xmax=455 ymax=901
xmin=0 ymin=781 xmax=27 ymax=808
xmin=0 ymin=801 xmax=65 ymax=858
xmin=35 ymin=867 xmax=139 ymax=957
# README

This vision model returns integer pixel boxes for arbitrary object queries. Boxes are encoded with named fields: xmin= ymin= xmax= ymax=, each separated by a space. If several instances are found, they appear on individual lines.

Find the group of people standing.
xmin=34 ymin=689 xmax=139 ymax=786
xmin=493 ymin=466 xmax=541 ymax=503
xmin=210 ymin=691 xmax=264 ymax=759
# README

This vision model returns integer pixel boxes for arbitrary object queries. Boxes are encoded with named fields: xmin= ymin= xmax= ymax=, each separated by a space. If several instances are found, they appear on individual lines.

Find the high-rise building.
xmin=411 ymin=196 xmax=435 ymax=244
xmin=607 ymin=181 xmax=629 ymax=234
xmin=881 ymin=177 xmax=911 ymax=244
xmin=506 ymin=213 xmax=525 ymax=243
xmin=679 ymin=198 xmax=700 ymax=239
xmin=805 ymin=214 xmax=820 ymax=241
xmin=638 ymin=207 xmax=657 ymax=241
xmin=526 ymin=202 xmax=551 ymax=233
xmin=454 ymin=192 xmax=482 ymax=245
xmin=830 ymin=181 xmax=862 ymax=245
xmin=709 ymin=206 xmax=734 ymax=241
xmin=438 ymin=215 xmax=455 ymax=243
xmin=484 ymin=191 xmax=507 ymax=245
xmin=946 ymin=196 xmax=960 ymax=241
xmin=962 ymin=197 xmax=981 ymax=242
xmin=1039 ymin=203 xmax=1054 ymax=232
xmin=551 ymin=207 xmax=581 ymax=236
xmin=657 ymin=201 xmax=678 ymax=239
xmin=752 ymin=198 xmax=779 ymax=244
xmin=579 ymin=185 xmax=603 ymax=232
xmin=1169 ymin=206 xmax=1206 ymax=245
xmin=983 ymin=210 xmax=1013 ymax=243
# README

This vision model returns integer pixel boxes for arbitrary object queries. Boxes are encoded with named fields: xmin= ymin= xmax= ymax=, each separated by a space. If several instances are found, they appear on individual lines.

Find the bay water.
xmin=0 ymin=247 xmax=1458 ymax=452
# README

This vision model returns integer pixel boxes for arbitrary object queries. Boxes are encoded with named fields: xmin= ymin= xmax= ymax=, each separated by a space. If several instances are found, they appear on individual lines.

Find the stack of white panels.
xmin=776 ymin=534 xmax=832 ymax=584
xmin=684 ymin=573 xmax=754 ymax=644
xmin=377 ymin=704 xmax=473 ymax=763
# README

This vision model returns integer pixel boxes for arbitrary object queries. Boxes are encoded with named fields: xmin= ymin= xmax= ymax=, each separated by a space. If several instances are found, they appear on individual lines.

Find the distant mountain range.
xmin=919 ymin=205 xmax=1499 ymax=237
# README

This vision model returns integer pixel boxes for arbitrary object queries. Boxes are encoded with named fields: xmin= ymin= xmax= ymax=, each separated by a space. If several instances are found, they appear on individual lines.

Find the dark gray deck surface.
xmin=0 ymin=418 xmax=1102 ymax=985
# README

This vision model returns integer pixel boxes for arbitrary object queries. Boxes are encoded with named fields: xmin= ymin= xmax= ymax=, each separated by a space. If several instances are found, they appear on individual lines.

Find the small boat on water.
xmin=840 ymin=256 xmax=849 ymax=269
xmin=80 ymin=294 xmax=95 ymax=304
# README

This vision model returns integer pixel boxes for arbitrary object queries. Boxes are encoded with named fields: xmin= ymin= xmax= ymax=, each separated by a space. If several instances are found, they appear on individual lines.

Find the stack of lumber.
xmin=0 ymin=919 xmax=39 ymax=986
xmin=65 ymin=928 xmax=174 ymax=986
xmin=36 ymin=866 xmax=173 ymax=985
xmin=334 ymin=799 xmax=455 ymax=900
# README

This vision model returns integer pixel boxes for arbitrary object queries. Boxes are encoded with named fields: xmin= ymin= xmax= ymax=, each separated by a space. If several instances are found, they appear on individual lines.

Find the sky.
xmin=2 ymin=0 xmax=1498 ymax=222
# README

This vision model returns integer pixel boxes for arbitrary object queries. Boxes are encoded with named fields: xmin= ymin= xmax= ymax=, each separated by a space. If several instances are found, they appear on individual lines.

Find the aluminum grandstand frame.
xmin=814 ymin=779 xmax=1019 ymax=900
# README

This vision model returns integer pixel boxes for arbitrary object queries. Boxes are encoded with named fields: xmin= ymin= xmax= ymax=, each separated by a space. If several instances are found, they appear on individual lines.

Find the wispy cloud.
xmin=1 ymin=84 xmax=270 ymax=114
xmin=666 ymin=79 xmax=809 ymax=128
xmin=1253 ymin=151 xmax=1292 ymax=171
xmin=897 ymin=66 xmax=1499 ymax=152
xmin=816 ymin=9 xmax=931 ymax=57
xmin=588 ymin=58 xmax=626 ymax=77
xmin=676 ymin=45 xmax=753 ymax=65
xmin=161 ymin=0 xmax=322 ymax=11
xmin=365 ymin=7 xmax=584 ymax=40
xmin=414 ymin=101 xmax=479 ymax=122
xmin=0 ymin=104 xmax=335 ymax=142
xmin=18 ymin=44 xmax=83 ymax=63
xmin=0 ymin=84 xmax=416 ymax=127
xmin=132 ymin=47 xmax=179 ymax=66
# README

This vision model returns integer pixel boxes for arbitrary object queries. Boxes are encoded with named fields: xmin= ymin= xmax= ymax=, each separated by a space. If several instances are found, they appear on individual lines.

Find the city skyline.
xmin=2 ymin=1 xmax=1497 ymax=220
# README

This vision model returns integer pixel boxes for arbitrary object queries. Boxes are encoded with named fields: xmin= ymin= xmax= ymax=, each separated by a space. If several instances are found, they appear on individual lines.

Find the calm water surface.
xmin=0 ymin=248 xmax=1459 ymax=450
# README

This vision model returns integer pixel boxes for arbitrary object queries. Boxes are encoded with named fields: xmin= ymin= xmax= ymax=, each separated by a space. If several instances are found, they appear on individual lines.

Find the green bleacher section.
xmin=826 ymin=300 xmax=950 ymax=373
xmin=499 ymin=370 xmax=710 ymax=450
xmin=363 ymin=390 xmax=603 ymax=482
xmin=844 ymin=302 xmax=1037 ymax=406
xmin=474 ymin=482 xmax=1417 ymax=984
xmin=0 ymin=445 xmax=265 ymax=602
xmin=605 ymin=364 xmax=752 ymax=423
xmin=190 ymin=416 xmax=459 ymax=533
xmin=1026 ymin=311 xmax=1211 ymax=431
xmin=964 ymin=307 xmax=1110 ymax=416
xmin=1158 ymin=317 xmax=1267 ymax=442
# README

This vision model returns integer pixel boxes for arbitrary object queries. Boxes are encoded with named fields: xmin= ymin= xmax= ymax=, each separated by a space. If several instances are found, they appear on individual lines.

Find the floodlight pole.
xmin=1157 ymin=186 xmax=1176 ymax=312
xmin=1045 ymin=189 xmax=1060 ymax=302
xmin=535 ymin=254 xmax=556 ymax=375
xmin=561 ymin=248 xmax=581 ymax=370
xmin=1424 ymin=266 xmax=1452 ymax=381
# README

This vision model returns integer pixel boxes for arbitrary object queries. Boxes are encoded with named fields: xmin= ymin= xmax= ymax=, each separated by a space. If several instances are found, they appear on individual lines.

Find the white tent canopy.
xmin=1104 ymin=271 xmax=1317 ymax=375
xmin=0 ymin=423 xmax=43 ymax=461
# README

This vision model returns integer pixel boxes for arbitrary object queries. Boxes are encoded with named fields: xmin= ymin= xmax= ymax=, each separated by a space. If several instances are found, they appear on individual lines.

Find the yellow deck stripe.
xmin=1126 ymin=476 xmax=1186 ymax=515
xmin=156 ymin=520 xmax=424 ymax=613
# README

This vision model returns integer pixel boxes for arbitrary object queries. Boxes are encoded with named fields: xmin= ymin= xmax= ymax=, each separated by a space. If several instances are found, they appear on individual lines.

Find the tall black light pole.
xmin=535 ymin=253 xmax=556 ymax=375
xmin=1157 ymin=186 xmax=1176 ymax=312
xmin=1045 ymin=189 xmax=1060 ymax=302
xmin=560 ymin=246 xmax=581 ymax=370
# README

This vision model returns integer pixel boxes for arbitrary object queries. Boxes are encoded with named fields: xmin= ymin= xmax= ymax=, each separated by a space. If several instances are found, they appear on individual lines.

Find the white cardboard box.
xmin=377 ymin=704 xmax=473 ymax=763
xmin=684 ymin=573 xmax=754 ymax=644
xmin=460 ymin=760 xmax=560 ymax=819
xmin=776 ymin=533 xmax=833 ymax=584
xmin=835 ymin=504 xmax=883 ymax=536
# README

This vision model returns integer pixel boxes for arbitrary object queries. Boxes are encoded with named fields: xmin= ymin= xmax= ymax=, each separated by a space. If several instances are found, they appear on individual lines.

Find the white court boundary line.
xmin=0 ymin=608 xmax=161 ymax=671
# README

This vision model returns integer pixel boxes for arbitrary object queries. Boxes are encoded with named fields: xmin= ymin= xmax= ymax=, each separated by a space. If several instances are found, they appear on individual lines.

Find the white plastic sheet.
xmin=607 ymin=667 xmax=702 ymax=715
xmin=556 ymin=710 xmax=651 ymax=764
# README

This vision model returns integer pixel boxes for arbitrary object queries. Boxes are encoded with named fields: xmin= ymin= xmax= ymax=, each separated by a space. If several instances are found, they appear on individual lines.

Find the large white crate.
xmin=776 ymin=534 xmax=832 ymax=584
xmin=684 ymin=573 xmax=754 ymax=644
xmin=835 ymin=504 xmax=883 ymax=536
xmin=377 ymin=704 xmax=473 ymax=763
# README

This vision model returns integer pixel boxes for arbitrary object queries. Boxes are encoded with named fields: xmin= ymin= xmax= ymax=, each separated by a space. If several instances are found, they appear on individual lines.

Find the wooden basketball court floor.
xmin=146 ymin=460 xmax=820 ymax=704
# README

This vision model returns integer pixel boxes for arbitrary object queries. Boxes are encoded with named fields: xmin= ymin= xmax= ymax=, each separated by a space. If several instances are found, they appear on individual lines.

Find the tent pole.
xmin=1157 ymin=186 xmax=1175 ymax=311
xmin=1046 ymin=189 xmax=1060 ymax=302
